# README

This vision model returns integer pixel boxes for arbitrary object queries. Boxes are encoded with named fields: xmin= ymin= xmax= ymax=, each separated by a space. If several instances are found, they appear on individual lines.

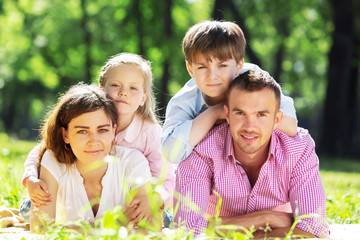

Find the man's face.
xmin=186 ymin=53 xmax=243 ymax=105
xmin=225 ymin=88 xmax=283 ymax=159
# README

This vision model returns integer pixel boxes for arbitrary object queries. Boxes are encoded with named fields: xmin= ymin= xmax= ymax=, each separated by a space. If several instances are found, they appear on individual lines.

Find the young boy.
xmin=161 ymin=20 xmax=298 ymax=163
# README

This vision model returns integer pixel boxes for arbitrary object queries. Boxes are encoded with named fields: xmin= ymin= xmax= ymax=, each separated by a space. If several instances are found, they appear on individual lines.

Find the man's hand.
xmin=25 ymin=176 xmax=51 ymax=207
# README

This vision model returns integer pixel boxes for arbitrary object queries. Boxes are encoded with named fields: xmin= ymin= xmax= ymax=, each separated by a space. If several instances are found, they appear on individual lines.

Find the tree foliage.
xmin=0 ymin=0 xmax=359 ymax=156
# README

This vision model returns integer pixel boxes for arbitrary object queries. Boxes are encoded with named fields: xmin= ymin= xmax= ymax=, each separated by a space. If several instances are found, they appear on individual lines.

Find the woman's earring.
xmin=110 ymin=140 xmax=116 ymax=155
xmin=65 ymin=143 xmax=71 ymax=150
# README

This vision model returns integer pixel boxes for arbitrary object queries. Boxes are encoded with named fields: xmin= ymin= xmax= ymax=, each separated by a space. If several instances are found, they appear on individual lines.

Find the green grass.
xmin=0 ymin=133 xmax=359 ymax=239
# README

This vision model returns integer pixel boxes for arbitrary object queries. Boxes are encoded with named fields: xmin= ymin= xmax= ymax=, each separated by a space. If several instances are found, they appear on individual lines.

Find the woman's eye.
xmin=99 ymin=129 xmax=109 ymax=133
xmin=77 ymin=130 xmax=87 ymax=134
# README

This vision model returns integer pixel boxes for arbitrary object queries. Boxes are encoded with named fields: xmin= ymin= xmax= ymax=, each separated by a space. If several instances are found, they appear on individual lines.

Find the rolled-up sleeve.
xmin=22 ymin=144 xmax=41 ymax=186
xmin=174 ymin=151 xmax=213 ymax=235
xmin=280 ymin=93 xmax=297 ymax=119
xmin=161 ymin=99 xmax=196 ymax=164
xmin=289 ymin=138 xmax=329 ymax=238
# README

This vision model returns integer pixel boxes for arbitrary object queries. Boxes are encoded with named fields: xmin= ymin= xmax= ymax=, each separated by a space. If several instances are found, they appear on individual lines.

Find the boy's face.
xmin=186 ymin=53 xmax=243 ymax=105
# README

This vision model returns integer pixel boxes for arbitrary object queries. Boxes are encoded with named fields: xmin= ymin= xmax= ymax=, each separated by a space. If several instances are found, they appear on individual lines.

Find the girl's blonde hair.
xmin=99 ymin=53 xmax=159 ymax=125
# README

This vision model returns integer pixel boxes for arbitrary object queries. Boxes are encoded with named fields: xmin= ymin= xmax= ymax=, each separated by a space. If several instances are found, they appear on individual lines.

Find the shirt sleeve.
xmin=174 ymin=150 xmax=213 ymax=235
xmin=280 ymin=93 xmax=297 ymax=119
xmin=144 ymin=124 xmax=175 ymax=208
xmin=40 ymin=150 xmax=64 ymax=183
xmin=22 ymin=144 xmax=41 ymax=186
xmin=161 ymin=97 xmax=196 ymax=164
xmin=289 ymin=137 xmax=329 ymax=238
xmin=124 ymin=149 xmax=152 ymax=190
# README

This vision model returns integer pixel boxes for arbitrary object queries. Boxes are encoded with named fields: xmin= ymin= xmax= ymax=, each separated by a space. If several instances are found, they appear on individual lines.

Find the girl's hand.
xmin=25 ymin=176 xmax=51 ymax=207
xmin=124 ymin=196 xmax=152 ymax=225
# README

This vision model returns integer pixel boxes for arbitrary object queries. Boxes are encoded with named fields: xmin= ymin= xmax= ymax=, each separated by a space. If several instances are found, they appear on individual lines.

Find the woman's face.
xmin=62 ymin=109 xmax=116 ymax=164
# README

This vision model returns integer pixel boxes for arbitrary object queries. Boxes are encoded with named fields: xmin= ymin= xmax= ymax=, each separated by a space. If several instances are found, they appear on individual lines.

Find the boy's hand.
xmin=211 ymin=103 xmax=226 ymax=125
xmin=25 ymin=176 xmax=51 ymax=207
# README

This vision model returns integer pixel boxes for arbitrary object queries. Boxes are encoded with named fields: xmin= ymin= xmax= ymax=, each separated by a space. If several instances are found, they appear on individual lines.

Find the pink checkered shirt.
xmin=174 ymin=123 xmax=328 ymax=237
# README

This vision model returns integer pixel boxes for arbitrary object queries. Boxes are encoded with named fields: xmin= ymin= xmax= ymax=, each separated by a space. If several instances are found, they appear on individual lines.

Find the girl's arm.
xmin=30 ymin=166 xmax=58 ymax=233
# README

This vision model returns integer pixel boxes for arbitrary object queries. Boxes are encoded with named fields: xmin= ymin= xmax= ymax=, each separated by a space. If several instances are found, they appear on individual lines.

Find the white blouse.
xmin=41 ymin=146 xmax=151 ymax=223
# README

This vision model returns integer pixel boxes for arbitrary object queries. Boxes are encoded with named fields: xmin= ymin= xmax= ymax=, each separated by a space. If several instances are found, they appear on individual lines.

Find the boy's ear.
xmin=61 ymin=127 xmax=69 ymax=144
xmin=235 ymin=58 xmax=245 ymax=75
xmin=186 ymin=61 xmax=194 ymax=78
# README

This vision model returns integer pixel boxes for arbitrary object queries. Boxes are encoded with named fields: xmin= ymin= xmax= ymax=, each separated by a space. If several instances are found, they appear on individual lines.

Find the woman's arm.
xmin=30 ymin=166 xmax=58 ymax=233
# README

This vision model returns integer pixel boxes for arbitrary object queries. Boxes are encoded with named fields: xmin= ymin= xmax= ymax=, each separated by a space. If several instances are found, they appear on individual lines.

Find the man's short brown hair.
xmin=227 ymin=70 xmax=282 ymax=110
xmin=182 ymin=20 xmax=246 ymax=64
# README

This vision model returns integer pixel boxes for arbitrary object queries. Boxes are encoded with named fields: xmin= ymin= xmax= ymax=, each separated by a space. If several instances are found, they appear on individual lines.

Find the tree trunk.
xmin=81 ymin=0 xmax=91 ymax=83
xmin=158 ymin=0 xmax=172 ymax=119
xmin=320 ymin=0 xmax=354 ymax=156
xmin=212 ymin=0 xmax=262 ymax=67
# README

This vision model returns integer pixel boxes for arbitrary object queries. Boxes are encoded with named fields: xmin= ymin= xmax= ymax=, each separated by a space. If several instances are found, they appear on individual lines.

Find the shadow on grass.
xmin=319 ymin=156 xmax=360 ymax=173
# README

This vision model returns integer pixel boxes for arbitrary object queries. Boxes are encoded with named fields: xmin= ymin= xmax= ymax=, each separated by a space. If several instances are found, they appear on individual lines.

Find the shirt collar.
xmin=117 ymin=114 xmax=142 ymax=143
xmin=224 ymin=125 xmax=237 ymax=164
xmin=268 ymin=129 xmax=279 ymax=160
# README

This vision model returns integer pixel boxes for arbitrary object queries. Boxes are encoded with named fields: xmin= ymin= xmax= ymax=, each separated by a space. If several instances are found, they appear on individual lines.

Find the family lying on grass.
xmin=17 ymin=20 xmax=328 ymax=238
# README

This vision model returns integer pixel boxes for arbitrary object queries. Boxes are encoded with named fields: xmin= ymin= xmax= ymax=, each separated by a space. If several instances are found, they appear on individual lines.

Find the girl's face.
xmin=104 ymin=65 xmax=147 ymax=117
xmin=62 ymin=109 xmax=116 ymax=164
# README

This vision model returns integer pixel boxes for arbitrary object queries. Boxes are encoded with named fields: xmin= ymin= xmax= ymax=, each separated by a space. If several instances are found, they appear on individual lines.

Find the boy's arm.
xmin=188 ymin=103 xmax=225 ymax=147
xmin=162 ymin=95 xmax=223 ymax=163
xmin=22 ymin=144 xmax=41 ymax=186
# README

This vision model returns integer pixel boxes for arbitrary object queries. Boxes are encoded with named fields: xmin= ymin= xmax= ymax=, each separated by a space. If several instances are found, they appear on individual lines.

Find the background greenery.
xmin=1 ymin=0 xmax=359 ymax=157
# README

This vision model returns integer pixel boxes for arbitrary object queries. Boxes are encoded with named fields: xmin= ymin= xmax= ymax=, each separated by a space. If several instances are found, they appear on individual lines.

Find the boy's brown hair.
xmin=182 ymin=20 xmax=246 ymax=64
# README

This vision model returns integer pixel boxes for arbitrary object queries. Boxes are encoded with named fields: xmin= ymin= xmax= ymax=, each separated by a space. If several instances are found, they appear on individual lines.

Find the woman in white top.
xmin=30 ymin=83 xmax=152 ymax=232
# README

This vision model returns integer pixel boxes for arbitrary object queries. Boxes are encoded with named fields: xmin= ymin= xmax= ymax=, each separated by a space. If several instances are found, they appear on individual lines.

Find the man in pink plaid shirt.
xmin=174 ymin=70 xmax=329 ymax=238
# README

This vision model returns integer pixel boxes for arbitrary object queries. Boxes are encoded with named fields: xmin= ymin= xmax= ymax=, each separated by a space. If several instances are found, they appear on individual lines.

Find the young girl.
xmin=30 ymin=84 xmax=152 ymax=231
xmin=22 ymin=53 xmax=174 ymax=225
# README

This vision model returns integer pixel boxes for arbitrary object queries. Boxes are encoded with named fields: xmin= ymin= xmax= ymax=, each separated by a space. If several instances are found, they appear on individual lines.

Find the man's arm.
xmin=174 ymin=151 xmax=213 ymax=235
xmin=254 ymin=226 xmax=315 ymax=239
xmin=214 ymin=210 xmax=314 ymax=238
xmin=288 ymin=132 xmax=329 ymax=238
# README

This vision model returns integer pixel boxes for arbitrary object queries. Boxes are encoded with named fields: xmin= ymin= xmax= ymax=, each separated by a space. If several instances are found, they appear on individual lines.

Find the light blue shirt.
xmin=161 ymin=63 xmax=297 ymax=163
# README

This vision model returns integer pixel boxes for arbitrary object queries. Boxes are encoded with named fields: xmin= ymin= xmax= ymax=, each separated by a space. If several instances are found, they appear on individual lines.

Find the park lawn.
xmin=0 ymin=133 xmax=359 ymax=238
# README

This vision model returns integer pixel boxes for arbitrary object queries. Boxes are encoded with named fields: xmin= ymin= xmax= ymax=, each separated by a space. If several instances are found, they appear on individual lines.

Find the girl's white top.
xmin=41 ymin=146 xmax=151 ymax=223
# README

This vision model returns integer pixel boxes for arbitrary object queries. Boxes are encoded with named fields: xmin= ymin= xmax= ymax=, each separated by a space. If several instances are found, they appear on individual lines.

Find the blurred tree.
xmin=320 ymin=0 xmax=359 ymax=156
xmin=0 ymin=0 xmax=359 ymax=159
